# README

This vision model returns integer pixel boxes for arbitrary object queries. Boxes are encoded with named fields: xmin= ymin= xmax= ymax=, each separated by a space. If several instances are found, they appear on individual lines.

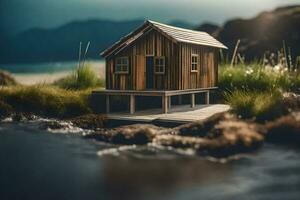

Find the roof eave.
xmin=100 ymin=20 xmax=228 ymax=57
xmin=99 ymin=20 xmax=151 ymax=58
xmin=177 ymin=40 xmax=228 ymax=49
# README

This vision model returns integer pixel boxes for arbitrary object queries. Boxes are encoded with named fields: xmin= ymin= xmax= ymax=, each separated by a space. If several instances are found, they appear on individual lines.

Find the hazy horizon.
xmin=1 ymin=0 xmax=300 ymax=36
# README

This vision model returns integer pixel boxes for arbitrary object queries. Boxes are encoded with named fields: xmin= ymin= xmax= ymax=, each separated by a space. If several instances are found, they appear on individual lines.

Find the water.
xmin=0 ymin=60 xmax=104 ymax=74
xmin=0 ymin=121 xmax=300 ymax=200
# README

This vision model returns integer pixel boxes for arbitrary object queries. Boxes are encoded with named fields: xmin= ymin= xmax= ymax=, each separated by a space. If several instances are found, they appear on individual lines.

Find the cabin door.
xmin=146 ymin=56 xmax=154 ymax=89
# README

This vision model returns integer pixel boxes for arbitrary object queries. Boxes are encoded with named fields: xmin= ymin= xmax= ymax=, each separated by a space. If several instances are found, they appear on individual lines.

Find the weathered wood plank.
xmin=162 ymin=95 xmax=168 ymax=113
xmin=105 ymin=29 xmax=219 ymax=91
xmin=106 ymin=104 xmax=230 ymax=124
xmin=130 ymin=94 xmax=135 ymax=114
xmin=205 ymin=91 xmax=210 ymax=104
xmin=190 ymin=93 xmax=195 ymax=108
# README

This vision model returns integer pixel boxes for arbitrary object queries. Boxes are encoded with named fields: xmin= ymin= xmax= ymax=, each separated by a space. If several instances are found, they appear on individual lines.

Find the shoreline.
xmin=0 ymin=62 xmax=299 ymax=158
xmin=3 ymin=61 xmax=105 ymax=85
xmin=1 ymin=109 xmax=299 ymax=159
xmin=13 ymin=71 xmax=71 ymax=85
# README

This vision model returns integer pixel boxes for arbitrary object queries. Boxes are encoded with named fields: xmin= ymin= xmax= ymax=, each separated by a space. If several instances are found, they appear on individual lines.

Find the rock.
xmin=264 ymin=112 xmax=300 ymax=145
xmin=82 ymin=112 xmax=265 ymax=157
xmin=282 ymin=93 xmax=300 ymax=112
xmin=24 ymin=113 xmax=37 ymax=121
xmin=12 ymin=112 xmax=37 ymax=122
xmin=85 ymin=124 xmax=166 ymax=145
xmin=0 ymin=101 xmax=13 ymax=119
xmin=204 ymin=120 xmax=264 ymax=157
xmin=176 ymin=112 xmax=234 ymax=137
xmin=39 ymin=121 xmax=71 ymax=130
xmin=12 ymin=113 xmax=27 ymax=122
xmin=70 ymin=114 xmax=107 ymax=130
xmin=154 ymin=115 xmax=264 ymax=157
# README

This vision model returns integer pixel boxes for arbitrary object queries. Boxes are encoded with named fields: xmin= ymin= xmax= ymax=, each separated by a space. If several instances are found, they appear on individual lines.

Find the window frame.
xmin=115 ymin=57 xmax=129 ymax=74
xmin=191 ymin=54 xmax=198 ymax=72
xmin=154 ymin=56 xmax=165 ymax=75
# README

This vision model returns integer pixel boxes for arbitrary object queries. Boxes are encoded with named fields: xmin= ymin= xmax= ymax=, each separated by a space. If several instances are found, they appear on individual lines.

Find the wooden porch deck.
xmin=106 ymin=104 xmax=230 ymax=124
xmin=92 ymin=87 xmax=217 ymax=114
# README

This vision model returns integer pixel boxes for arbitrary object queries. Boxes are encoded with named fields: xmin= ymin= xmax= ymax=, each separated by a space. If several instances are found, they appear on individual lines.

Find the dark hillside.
xmin=214 ymin=5 xmax=300 ymax=60
xmin=1 ymin=5 xmax=299 ymax=63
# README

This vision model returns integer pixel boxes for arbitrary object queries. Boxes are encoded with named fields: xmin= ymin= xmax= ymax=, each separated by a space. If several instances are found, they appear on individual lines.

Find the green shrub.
xmin=224 ymin=90 xmax=254 ymax=118
xmin=55 ymin=64 xmax=104 ymax=90
xmin=219 ymin=64 xmax=299 ymax=93
xmin=219 ymin=64 xmax=273 ymax=92
xmin=252 ymin=92 xmax=285 ymax=121
xmin=0 ymin=85 xmax=92 ymax=118
xmin=225 ymin=90 xmax=287 ymax=122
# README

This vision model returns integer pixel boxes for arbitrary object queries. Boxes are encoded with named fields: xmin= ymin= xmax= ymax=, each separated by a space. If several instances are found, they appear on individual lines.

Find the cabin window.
xmin=191 ymin=54 xmax=198 ymax=72
xmin=154 ymin=57 xmax=165 ymax=74
xmin=115 ymin=57 xmax=129 ymax=73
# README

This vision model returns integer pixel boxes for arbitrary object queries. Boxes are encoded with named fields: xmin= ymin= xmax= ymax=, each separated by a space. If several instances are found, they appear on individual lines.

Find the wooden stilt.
xmin=130 ymin=95 xmax=135 ymax=114
xmin=106 ymin=95 xmax=110 ymax=113
xmin=162 ymin=95 xmax=168 ymax=114
xmin=190 ymin=93 xmax=195 ymax=108
xmin=168 ymin=96 xmax=171 ymax=109
xmin=205 ymin=91 xmax=210 ymax=104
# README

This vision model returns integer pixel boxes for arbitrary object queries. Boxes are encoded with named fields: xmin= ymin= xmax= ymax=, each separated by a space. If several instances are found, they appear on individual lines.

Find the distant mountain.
xmin=213 ymin=5 xmax=300 ymax=61
xmin=1 ymin=6 xmax=300 ymax=64
xmin=0 ymin=19 xmax=193 ymax=64
xmin=194 ymin=23 xmax=220 ymax=37
xmin=0 ymin=19 xmax=145 ymax=64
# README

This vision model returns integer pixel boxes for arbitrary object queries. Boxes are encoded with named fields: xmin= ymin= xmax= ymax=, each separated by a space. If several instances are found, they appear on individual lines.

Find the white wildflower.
xmin=245 ymin=68 xmax=254 ymax=75
xmin=273 ymin=64 xmax=284 ymax=73
xmin=265 ymin=65 xmax=273 ymax=72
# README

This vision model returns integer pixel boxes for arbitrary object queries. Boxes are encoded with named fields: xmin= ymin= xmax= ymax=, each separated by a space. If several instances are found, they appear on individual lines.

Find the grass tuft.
xmin=225 ymin=90 xmax=286 ymax=122
xmin=55 ymin=64 xmax=104 ymax=90
xmin=219 ymin=64 xmax=299 ymax=92
xmin=0 ymin=85 xmax=92 ymax=118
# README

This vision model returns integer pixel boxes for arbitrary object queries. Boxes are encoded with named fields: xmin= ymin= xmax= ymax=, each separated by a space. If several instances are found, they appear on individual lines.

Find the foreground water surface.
xmin=0 ymin=121 xmax=300 ymax=200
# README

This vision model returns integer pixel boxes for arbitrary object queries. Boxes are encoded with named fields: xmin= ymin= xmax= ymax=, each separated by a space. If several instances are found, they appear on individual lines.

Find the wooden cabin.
xmin=95 ymin=20 xmax=227 ymax=114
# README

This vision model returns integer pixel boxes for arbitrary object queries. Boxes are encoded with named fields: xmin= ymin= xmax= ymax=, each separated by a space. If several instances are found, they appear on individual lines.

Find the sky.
xmin=1 ymin=0 xmax=300 ymax=35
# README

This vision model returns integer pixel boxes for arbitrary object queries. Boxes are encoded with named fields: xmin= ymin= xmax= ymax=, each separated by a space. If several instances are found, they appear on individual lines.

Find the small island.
xmin=0 ymin=20 xmax=299 ymax=157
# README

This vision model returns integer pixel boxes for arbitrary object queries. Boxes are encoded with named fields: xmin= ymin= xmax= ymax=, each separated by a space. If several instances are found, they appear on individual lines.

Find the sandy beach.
xmin=11 ymin=62 xmax=105 ymax=85
xmin=13 ymin=72 xmax=71 ymax=85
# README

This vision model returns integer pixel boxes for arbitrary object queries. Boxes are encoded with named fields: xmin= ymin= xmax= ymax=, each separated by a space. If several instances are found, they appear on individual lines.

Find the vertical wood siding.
xmin=179 ymin=44 xmax=218 ymax=90
xmin=105 ymin=30 xmax=219 ymax=90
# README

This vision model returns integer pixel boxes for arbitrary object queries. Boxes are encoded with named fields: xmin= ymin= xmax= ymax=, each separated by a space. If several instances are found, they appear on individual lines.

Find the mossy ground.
xmin=1 ymin=62 xmax=299 ymax=123
xmin=0 ymin=85 xmax=92 ymax=118
xmin=219 ymin=64 xmax=300 ymax=122
xmin=54 ymin=64 xmax=104 ymax=90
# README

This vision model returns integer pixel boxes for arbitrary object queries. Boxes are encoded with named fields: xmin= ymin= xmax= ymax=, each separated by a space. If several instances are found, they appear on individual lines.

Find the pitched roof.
xmin=148 ymin=20 xmax=227 ymax=49
xmin=101 ymin=20 xmax=227 ymax=57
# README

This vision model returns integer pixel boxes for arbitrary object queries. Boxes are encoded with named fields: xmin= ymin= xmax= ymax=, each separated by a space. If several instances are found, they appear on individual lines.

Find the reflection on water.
xmin=0 ymin=122 xmax=300 ymax=200
xmin=101 ymin=157 xmax=232 ymax=200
